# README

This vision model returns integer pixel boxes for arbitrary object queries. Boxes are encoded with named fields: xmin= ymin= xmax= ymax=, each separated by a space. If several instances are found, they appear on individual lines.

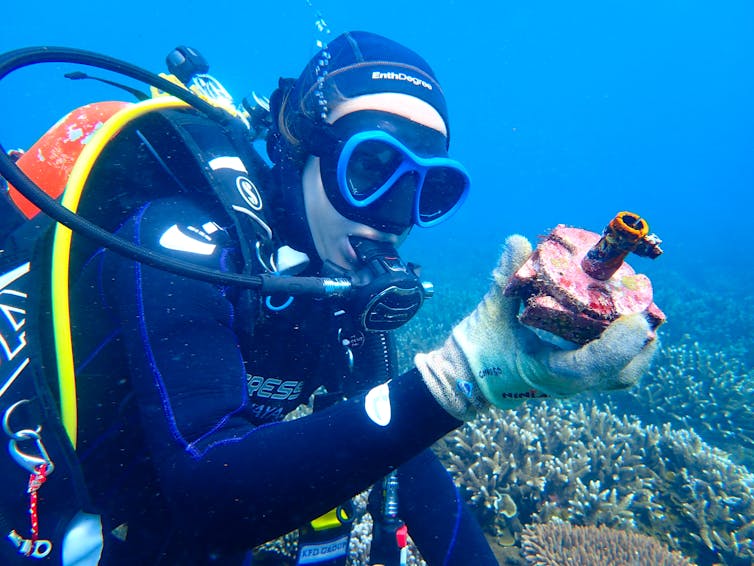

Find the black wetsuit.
xmin=68 ymin=149 xmax=497 ymax=565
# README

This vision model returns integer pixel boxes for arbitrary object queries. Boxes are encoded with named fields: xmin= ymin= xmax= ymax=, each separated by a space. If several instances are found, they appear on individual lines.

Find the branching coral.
xmin=435 ymin=401 xmax=754 ymax=565
xmin=649 ymin=267 xmax=754 ymax=366
xmin=604 ymin=338 xmax=754 ymax=468
xmin=520 ymin=523 xmax=693 ymax=565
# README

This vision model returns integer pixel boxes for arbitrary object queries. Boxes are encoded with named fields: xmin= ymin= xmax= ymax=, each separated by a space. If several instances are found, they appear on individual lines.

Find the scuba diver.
xmin=0 ymin=31 xmax=658 ymax=565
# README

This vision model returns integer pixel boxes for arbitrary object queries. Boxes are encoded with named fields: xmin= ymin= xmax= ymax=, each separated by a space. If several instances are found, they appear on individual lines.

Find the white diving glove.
xmin=414 ymin=235 xmax=658 ymax=421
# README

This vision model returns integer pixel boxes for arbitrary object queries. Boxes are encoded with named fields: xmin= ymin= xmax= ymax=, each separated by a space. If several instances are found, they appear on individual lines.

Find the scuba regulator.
xmin=259 ymin=237 xmax=431 ymax=333
xmin=343 ymin=237 xmax=431 ymax=332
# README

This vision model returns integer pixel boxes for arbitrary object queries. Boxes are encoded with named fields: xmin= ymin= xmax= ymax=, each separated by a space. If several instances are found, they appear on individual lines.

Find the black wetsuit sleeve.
xmin=102 ymin=197 xmax=463 ymax=551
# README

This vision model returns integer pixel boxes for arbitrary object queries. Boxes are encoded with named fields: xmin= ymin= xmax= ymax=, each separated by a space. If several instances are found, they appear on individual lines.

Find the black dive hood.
xmin=0 ymin=46 xmax=430 ymax=331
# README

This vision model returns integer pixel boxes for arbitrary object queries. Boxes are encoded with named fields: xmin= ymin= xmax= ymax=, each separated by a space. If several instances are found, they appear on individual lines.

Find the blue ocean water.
xmin=2 ymin=1 xmax=753 ymax=562
xmin=2 ymin=1 xmax=753 ymax=270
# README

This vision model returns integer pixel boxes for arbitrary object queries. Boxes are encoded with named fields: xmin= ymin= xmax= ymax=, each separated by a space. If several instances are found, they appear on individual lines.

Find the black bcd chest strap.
xmin=155 ymin=108 xmax=276 ymax=278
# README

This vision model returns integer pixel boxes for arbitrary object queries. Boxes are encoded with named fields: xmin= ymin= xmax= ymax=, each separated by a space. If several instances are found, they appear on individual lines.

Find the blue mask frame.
xmin=334 ymin=130 xmax=471 ymax=228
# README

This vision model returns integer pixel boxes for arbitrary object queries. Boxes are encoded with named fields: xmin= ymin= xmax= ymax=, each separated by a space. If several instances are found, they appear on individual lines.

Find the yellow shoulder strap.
xmin=52 ymin=96 xmax=190 ymax=447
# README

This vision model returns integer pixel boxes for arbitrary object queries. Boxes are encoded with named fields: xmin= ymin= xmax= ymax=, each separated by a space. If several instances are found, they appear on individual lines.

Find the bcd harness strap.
xmin=52 ymin=98 xmax=274 ymax=448
xmin=155 ymin=107 xmax=276 ymax=275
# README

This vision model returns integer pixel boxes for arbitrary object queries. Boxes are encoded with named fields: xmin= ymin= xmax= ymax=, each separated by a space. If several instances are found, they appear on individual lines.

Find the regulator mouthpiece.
xmin=346 ymin=237 xmax=429 ymax=332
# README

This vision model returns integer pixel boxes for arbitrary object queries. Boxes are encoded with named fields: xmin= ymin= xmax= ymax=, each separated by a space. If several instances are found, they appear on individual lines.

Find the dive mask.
xmin=316 ymin=111 xmax=470 ymax=234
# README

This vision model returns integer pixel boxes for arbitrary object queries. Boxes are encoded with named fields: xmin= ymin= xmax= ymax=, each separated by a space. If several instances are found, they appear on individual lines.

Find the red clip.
xmin=395 ymin=524 xmax=408 ymax=549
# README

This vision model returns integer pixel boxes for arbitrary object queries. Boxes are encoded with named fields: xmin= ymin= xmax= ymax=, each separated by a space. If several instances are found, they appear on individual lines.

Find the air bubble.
xmin=307 ymin=1 xmax=333 ymax=121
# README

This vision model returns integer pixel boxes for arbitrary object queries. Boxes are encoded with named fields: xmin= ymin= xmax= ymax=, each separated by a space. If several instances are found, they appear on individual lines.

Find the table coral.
xmin=521 ymin=523 xmax=693 ymax=565
xmin=614 ymin=338 xmax=754 ymax=467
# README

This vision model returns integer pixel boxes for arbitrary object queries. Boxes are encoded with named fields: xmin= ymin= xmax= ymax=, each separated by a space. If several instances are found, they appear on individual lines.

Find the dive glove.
xmin=414 ymin=235 xmax=658 ymax=421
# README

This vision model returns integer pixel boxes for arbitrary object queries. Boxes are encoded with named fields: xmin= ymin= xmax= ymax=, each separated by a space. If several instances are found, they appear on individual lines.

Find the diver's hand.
xmin=414 ymin=235 xmax=658 ymax=420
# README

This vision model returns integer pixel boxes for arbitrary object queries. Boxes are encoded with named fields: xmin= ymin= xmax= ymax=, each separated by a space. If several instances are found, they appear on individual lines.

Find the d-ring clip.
xmin=3 ymin=400 xmax=54 ymax=474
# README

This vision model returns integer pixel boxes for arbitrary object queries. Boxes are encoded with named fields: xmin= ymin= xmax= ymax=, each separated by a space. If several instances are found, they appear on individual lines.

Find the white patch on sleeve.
xmin=209 ymin=156 xmax=247 ymax=173
xmin=62 ymin=511 xmax=103 ymax=565
xmin=364 ymin=382 xmax=392 ymax=427
xmin=202 ymin=221 xmax=221 ymax=234
xmin=159 ymin=225 xmax=216 ymax=255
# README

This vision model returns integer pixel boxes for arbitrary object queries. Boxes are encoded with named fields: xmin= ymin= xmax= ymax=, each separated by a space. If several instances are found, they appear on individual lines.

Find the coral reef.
xmin=649 ymin=267 xmax=754 ymax=366
xmin=435 ymin=401 xmax=754 ymax=565
xmin=601 ymin=337 xmax=754 ymax=468
xmin=254 ymin=257 xmax=754 ymax=565
xmin=520 ymin=523 xmax=694 ymax=565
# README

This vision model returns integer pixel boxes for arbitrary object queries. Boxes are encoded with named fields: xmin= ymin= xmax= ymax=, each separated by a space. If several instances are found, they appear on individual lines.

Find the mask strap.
xmin=293 ymin=116 xmax=339 ymax=158
xmin=266 ymin=78 xmax=297 ymax=164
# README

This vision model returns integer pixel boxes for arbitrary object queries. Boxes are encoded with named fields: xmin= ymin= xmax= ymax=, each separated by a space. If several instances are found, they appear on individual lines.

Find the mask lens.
xmin=343 ymin=139 xmax=404 ymax=203
xmin=418 ymin=166 xmax=469 ymax=224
